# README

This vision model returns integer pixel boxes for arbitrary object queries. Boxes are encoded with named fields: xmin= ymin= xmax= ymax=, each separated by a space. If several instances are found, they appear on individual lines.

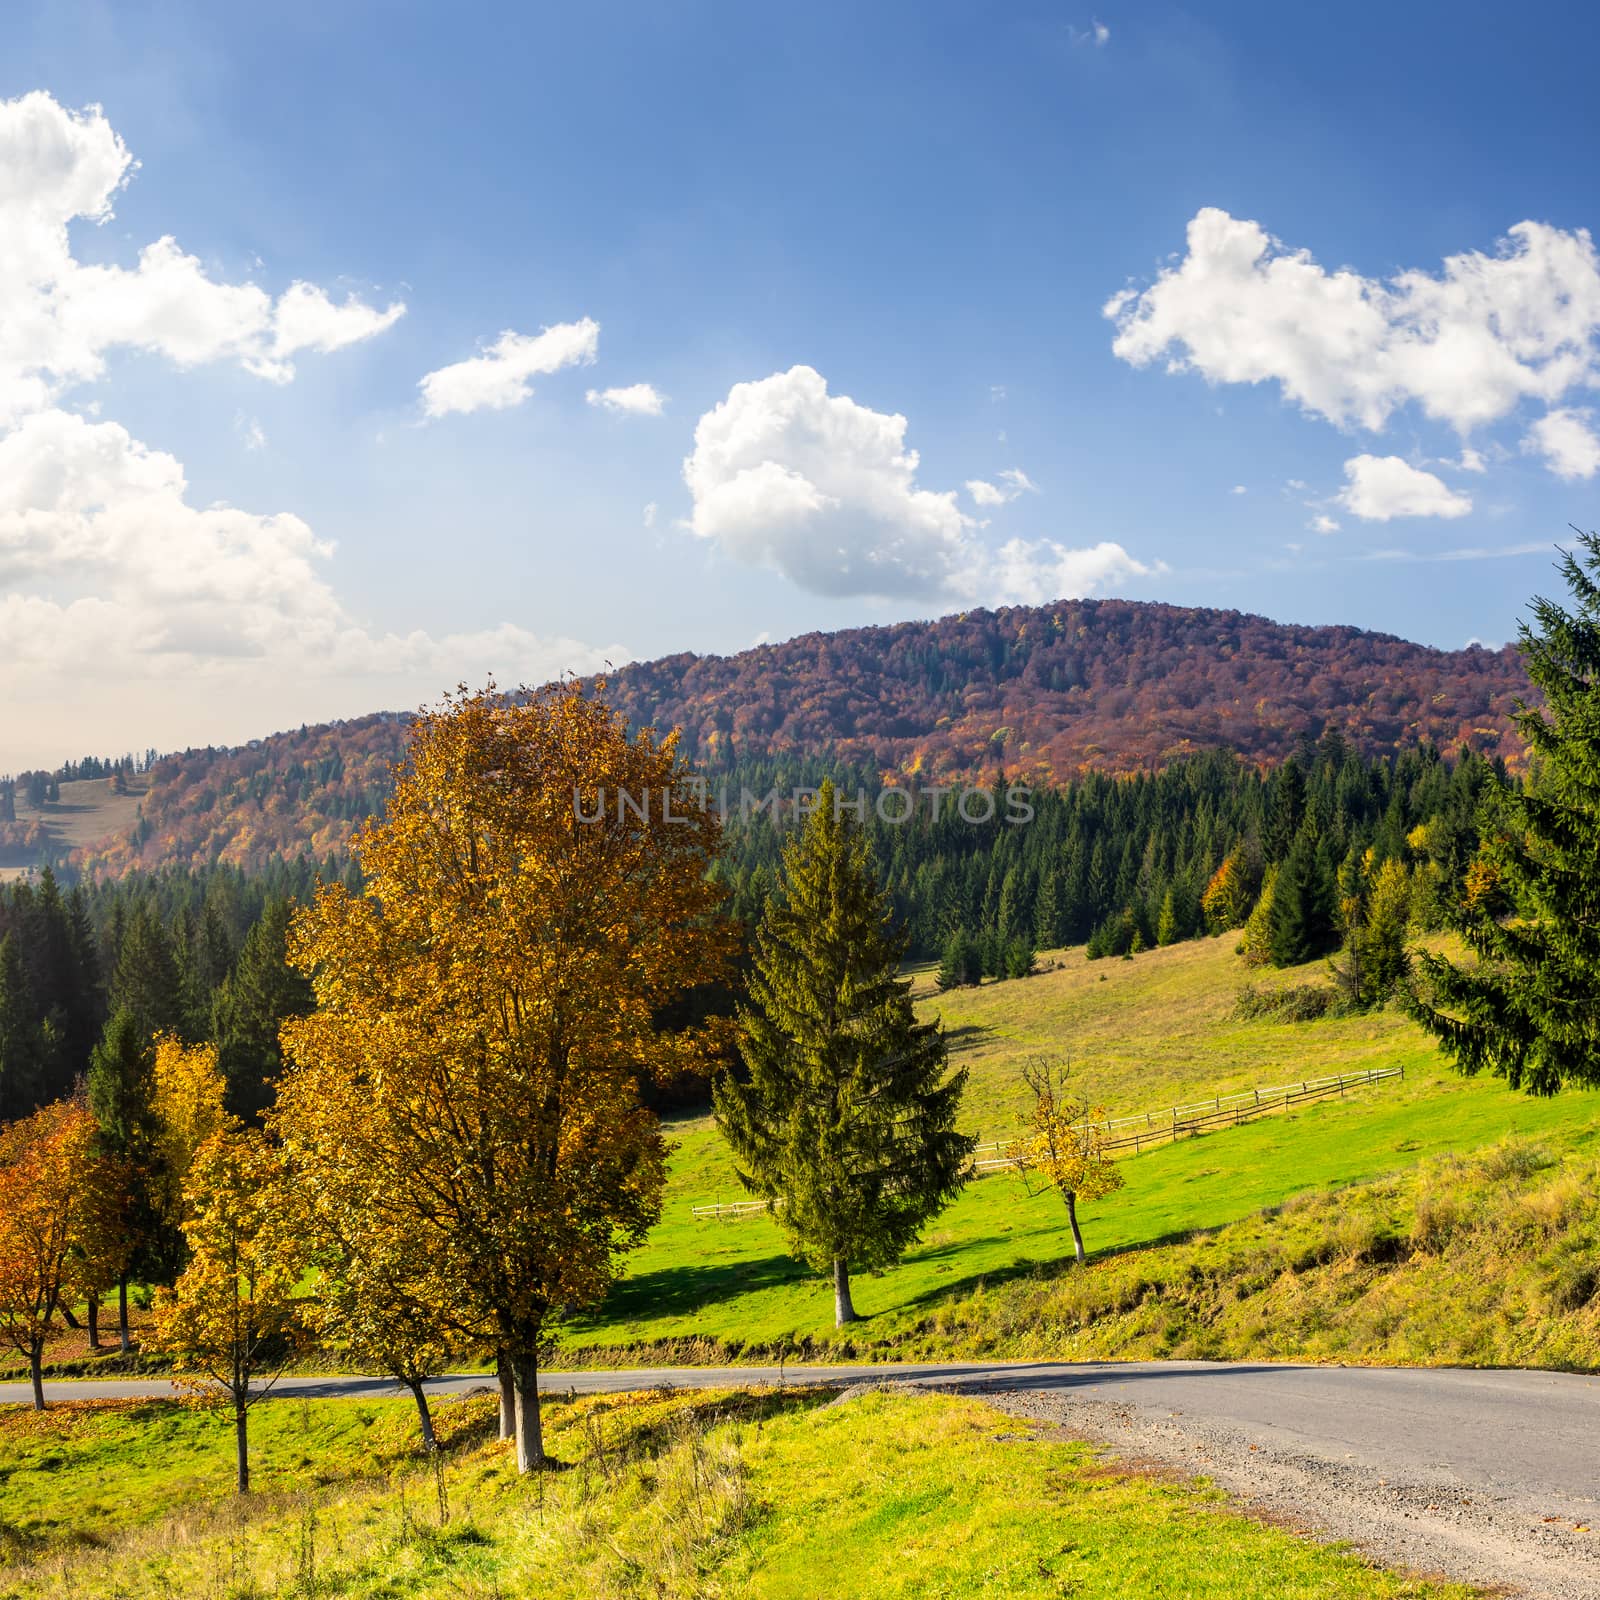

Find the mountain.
xmin=55 ymin=598 xmax=1529 ymax=876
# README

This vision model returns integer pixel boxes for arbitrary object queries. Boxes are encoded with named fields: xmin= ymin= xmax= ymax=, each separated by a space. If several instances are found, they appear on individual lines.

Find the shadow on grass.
xmin=574 ymin=1251 xmax=816 ymax=1326
xmin=892 ymin=1221 xmax=1234 ymax=1317
xmin=943 ymin=1023 xmax=993 ymax=1056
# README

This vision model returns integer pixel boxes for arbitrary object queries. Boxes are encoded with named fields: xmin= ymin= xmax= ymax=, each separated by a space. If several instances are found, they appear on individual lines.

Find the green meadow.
xmin=562 ymin=935 xmax=1600 ymax=1359
xmin=0 ymin=1388 xmax=1479 ymax=1600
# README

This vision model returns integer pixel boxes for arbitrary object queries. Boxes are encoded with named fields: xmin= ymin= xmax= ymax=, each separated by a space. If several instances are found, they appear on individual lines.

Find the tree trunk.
xmin=87 ymin=1292 xmax=101 ymax=1352
xmin=407 ymin=1379 xmax=439 ymax=1453
xmin=59 ymin=1304 xmax=81 ymax=1331
xmin=29 ymin=1341 xmax=44 ymax=1411
xmin=496 ymin=1349 xmax=515 ymax=1442
xmin=118 ymin=1277 xmax=132 ymax=1354
xmin=235 ymin=1403 xmax=250 ymax=1494
xmin=511 ymin=1348 xmax=547 ymax=1473
xmin=1066 ymin=1191 xmax=1086 ymax=1265
xmin=833 ymin=1257 xmax=858 ymax=1326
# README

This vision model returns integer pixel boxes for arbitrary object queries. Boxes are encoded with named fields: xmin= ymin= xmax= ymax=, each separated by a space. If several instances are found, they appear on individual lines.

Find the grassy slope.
xmin=562 ymin=935 xmax=1600 ymax=1358
xmin=0 ymin=775 xmax=146 ymax=880
xmin=0 ymin=1389 xmax=1478 ymax=1600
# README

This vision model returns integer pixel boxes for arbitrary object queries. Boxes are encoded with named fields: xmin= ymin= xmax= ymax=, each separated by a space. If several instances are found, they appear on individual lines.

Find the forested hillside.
xmin=4 ymin=597 xmax=1528 ymax=877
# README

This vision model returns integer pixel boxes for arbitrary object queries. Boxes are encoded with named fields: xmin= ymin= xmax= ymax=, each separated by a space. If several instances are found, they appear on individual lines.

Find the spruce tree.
xmin=1268 ymin=832 xmax=1337 ymax=966
xmin=87 ymin=1007 xmax=167 ymax=1338
xmin=935 ymin=928 xmax=979 ymax=990
xmin=0 ymin=933 xmax=42 ymax=1121
xmin=715 ymin=783 xmax=975 ymax=1326
xmin=1264 ymin=759 xmax=1307 ymax=862
xmin=1410 ymin=534 xmax=1600 ymax=1094
xmin=110 ymin=905 xmax=184 ymax=1044
xmin=212 ymin=900 xmax=313 ymax=1120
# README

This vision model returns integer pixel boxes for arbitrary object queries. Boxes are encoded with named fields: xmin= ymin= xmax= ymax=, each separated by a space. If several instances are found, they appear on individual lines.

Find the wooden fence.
xmin=968 ymin=1065 xmax=1405 ymax=1173
xmin=689 ymin=1064 xmax=1404 ymax=1221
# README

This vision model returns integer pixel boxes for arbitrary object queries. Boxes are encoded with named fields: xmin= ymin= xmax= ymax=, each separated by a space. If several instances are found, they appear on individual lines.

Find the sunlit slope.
xmin=563 ymin=934 xmax=1600 ymax=1355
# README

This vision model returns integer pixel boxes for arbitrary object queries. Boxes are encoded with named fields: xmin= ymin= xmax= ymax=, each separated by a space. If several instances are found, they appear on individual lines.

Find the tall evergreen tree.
xmin=1411 ymin=534 xmax=1600 ymax=1094
xmin=212 ymin=899 xmax=312 ymax=1120
xmin=1264 ymin=758 xmax=1308 ymax=862
xmin=0 ymin=934 xmax=42 ymax=1121
xmin=715 ymin=783 xmax=975 ymax=1326
xmin=110 ymin=905 xmax=184 ymax=1045
xmin=1268 ymin=832 xmax=1338 ymax=966
xmin=87 ymin=1007 xmax=166 ymax=1342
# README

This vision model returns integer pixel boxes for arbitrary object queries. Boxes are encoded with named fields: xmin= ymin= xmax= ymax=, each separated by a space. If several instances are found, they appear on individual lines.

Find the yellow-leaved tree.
xmin=1012 ymin=1059 xmax=1125 ymax=1265
xmin=149 ymin=1034 xmax=230 ymax=1232
xmin=279 ymin=1136 xmax=457 ymax=1453
xmin=278 ymin=683 xmax=735 ymax=1472
xmin=151 ymin=1129 xmax=304 ymax=1493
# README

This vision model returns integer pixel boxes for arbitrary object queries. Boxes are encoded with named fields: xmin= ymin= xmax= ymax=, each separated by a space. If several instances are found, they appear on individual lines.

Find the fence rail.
xmin=969 ymin=1066 xmax=1405 ymax=1172
xmin=689 ymin=1065 xmax=1404 ymax=1219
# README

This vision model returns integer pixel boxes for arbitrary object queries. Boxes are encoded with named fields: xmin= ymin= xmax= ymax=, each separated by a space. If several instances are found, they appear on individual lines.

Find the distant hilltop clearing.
xmin=14 ymin=598 xmax=1531 ymax=878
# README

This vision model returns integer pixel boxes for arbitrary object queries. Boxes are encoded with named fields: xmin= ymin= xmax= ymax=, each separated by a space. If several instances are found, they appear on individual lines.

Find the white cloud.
xmin=1310 ymin=514 xmax=1340 ymax=534
xmin=0 ymin=408 xmax=622 ymax=676
xmin=418 ymin=319 xmax=599 ymax=418
xmin=966 ymin=467 xmax=1037 ymax=507
xmin=1230 ymin=484 xmax=1248 ymax=495
xmin=1071 ymin=20 xmax=1110 ymax=46
xmin=1523 ymin=407 xmax=1600 ymax=481
xmin=684 ymin=365 xmax=1158 ymax=605
xmin=0 ymin=92 xmax=616 ymax=768
xmin=974 ymin=539 xmax=1156 ymax=607
xmin=586 ymin=382 xmax=664 ymax=416
xmin=1336 ymin=455 xmax=1473 ymax=521
xmin=642 ymin=501 xmax=658 ymax=529
xmin=0 ymin=91 xmax=402 ymax=421
xmin=0 ymin=408 xmax=626 ymax=765
xmin=1456 ymin=446 xmax=1487 ymax=473
xmin=1106 ymin=208 xmax=1600 ymax=434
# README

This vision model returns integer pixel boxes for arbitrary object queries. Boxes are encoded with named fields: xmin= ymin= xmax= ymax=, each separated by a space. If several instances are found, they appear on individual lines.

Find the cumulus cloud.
xmin=418 ymin=319 xmax=599 ymax=418
xmin=586 ymin=382 xmax=664 ymax=416
xmin=1336 ymin=455 xmax=1473 ymax=521
xmin=966 ymin=468 xmax=1037 ymax=507
xmin=1523 ymin=407 xmax=1600 ymax=480
xmin=1310 ymin=514 xmax=1340 ymax=534
xmin=1106 ymin=208 xmax=1600 ymax=437
xmin=0 ymin=92 xmax=616 ymax=767
xmin=0 ymin=408 xmax=622 ymax=681
xmin=684 ymin=365 xmax=1158 ymax=605
xmin=0 ymin=91 xmax=402 ymax=421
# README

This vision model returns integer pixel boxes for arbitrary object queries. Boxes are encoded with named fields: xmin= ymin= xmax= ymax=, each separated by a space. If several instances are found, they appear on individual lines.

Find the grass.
xmin=0 ymin=1387 xmax=1482 ymax=1599
xmin=560 ymin=933 xmax=1600 ymax=1359
xmin=0 ymin=775 xmax=147 ymax=878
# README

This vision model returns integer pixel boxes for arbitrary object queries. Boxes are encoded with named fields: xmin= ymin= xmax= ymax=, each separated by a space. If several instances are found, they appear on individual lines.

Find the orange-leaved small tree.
xmin=151 ymin=1128 xmax=303 ymax=1493
xmin=1012 ymin=1059 xmax=1125 ymax=1266
xmin=0 ymin=1099 xmax=102 ymax=1407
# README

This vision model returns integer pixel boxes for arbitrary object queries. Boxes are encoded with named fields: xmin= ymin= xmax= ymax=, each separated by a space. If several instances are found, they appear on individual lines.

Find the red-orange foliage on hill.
xmin=79 ymin=599 xmax=1529 ymax=876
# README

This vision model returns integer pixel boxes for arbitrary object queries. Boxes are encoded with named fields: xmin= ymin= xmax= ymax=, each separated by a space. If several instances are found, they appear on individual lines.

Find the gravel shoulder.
xmin=960 ymin=1381 xmax=1600 ymax=1600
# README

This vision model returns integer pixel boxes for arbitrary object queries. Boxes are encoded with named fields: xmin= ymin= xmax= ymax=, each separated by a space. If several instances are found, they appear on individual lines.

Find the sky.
xmin=2 ymin=0 xmax=1598 ymax=771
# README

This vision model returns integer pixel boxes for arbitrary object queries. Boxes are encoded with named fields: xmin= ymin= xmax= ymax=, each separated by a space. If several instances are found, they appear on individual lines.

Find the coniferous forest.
xmin=0 ymin=731 xmax=1503 ymax=1129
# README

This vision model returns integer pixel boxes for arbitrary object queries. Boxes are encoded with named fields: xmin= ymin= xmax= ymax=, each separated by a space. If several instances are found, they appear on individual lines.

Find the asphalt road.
xmin=9 ymin=1360 xmax=1599 ymax=1595
xmin=5 ymin=1357 xmax=1595 ymax=1500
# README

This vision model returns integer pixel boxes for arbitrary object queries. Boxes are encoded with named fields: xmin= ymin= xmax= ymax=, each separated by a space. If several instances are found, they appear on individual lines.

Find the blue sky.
xmin=3 ymin=0 xmax=1598 ymax=768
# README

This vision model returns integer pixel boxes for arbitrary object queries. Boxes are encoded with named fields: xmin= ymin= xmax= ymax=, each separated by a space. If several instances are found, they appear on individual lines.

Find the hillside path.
xmin=8 ymin=1359 xmax=1599 ymax=1598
